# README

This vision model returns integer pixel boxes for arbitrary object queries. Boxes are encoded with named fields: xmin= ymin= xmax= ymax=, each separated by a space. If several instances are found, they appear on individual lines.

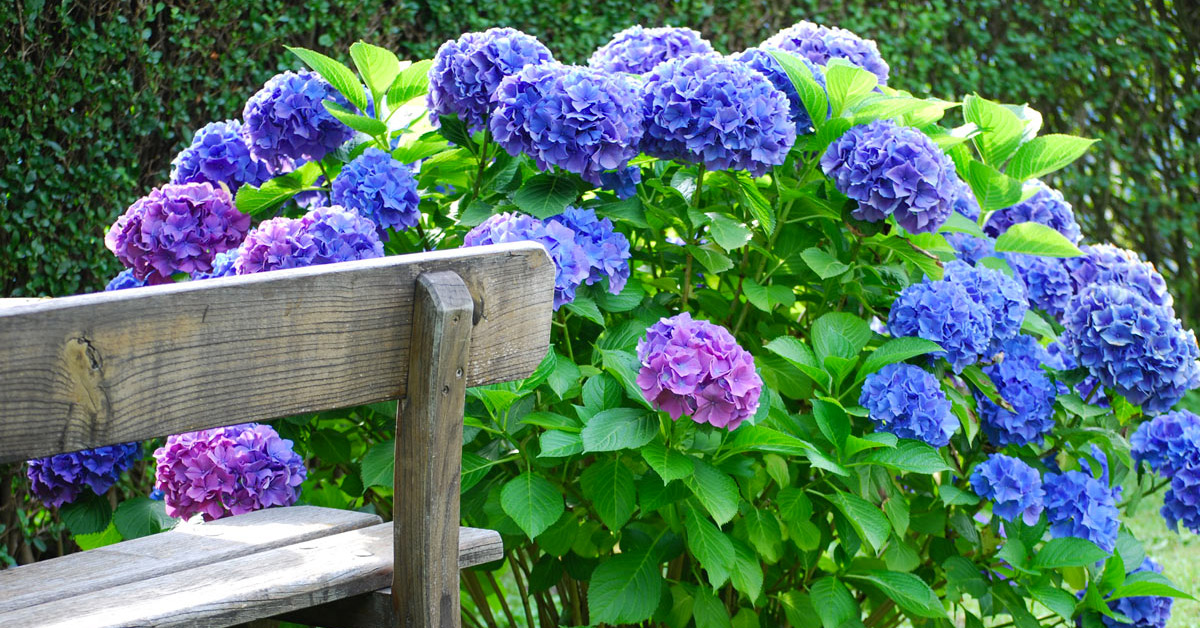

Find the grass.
xmin=1123 ymin=491 xmax=1200 ymax=627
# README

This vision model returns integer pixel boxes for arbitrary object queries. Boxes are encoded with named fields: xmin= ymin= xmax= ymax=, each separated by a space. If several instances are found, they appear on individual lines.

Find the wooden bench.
xmin=0 ymin=241 xmax=555 ymax=627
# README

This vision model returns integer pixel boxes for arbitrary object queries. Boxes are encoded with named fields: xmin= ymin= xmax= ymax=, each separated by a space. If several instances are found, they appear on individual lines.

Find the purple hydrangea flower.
xmin=1163 ymin=465 xmax=1200 ymax=534
xmin=887 ymin=277 xmax=992 ymax=373
xmin=597 ymin=165 xmax=642 ymax=199
xmin=27 ymin=443 xmax=141 ymax=508
xmin=983 ymin=182 xmax=1082 ymax=243
xmin=1101 ymin=558 xmax=1174 ymax=628
xmin=330 ymin=148 xmax=421 ymax=237
xmin=235 ymin=206 xmax=384 ymax=274
xmin=191 ymin=249 xmax=240 ymax=281
xmin=943 ymin=260 xmax=1028 ymax=342
xmin=105 ymin=182 xmax=250 ymax=284
xmin=1063 ymin=284 xmax=1200 ymax=413
xmin=170 ymin=119 xmax=272 ymax=190
xmin=1005 ymin=253 xmax=1076 ymax=320
xmin=821 ymin=120 xmax=960 ymax=234
xmin=235 ymin=216 xmax=317 ymax=274
xmin=978 ymin=335 xmax=1058 ymax=447
xmin=641 ymin=53 xmax=795 ymax=177
xmin=548 ymin=207 xmax=631 ymax=295
xmin=243 ymin=70 xmax=355 ymax=169
xmin=464 ymin=212 xmax=589 ymax=309
xmin=105 ymin=269 xmax=147 ymax=291
xmin=427 ymin=28 xmax=555 ymax=132
xmin=1132 ymin=410 xmax=1200 ymax=477
xmin=588 ymin=25 xmax=715 ymax=75
xmin=950 ymin=179 xmax=981 ymax=221
xmin=1043 ymin=470 xmax=1120 ymax=552
xmin=1067 ymin=244 xmax=1173 ymax=310
xmin=970 ymin=454 xmax=1045 ymax=525
xmin=153 ymin=423 xmax=306 ymax=521
xmin=859 ymin=363 xmax=957 ymax=447
xmin=730 ymin=47 xmax=826 ymax=131
xmin=761 ymin=20 xmax=890 ymax=85
xmin=636 ymin=313 xmax=762 ymax=430
xmin=490 ymin=64 xmax=643 ymax=195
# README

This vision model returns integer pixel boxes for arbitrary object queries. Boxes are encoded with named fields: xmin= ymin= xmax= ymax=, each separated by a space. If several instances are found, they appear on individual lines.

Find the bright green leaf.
xmin=500 ymin=472 xmax=565 ymax=539
xmin=580 ymin=458 xmax=636 ymax=531
xmin=581 ymin=408 xmax=656 ymax=452
xmin=994 ymin=221 xmax=1084 ymax=257
xmin=588 ymin=549 xmax=664 ymax=624
xmin=1006 ymin=134 xmax=1099 ymax=181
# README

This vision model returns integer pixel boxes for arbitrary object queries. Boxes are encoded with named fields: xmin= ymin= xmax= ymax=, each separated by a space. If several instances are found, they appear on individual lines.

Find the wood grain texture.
xmin=0 ymin=242 xmax=554 ymax=462
xmin=0 ymin=506 xmax=381 ymax=614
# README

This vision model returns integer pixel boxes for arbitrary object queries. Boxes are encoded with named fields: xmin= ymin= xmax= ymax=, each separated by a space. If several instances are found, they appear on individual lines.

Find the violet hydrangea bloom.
xmin=153 ymin=423 xmax=306 ymax=521
xmin=105 ymin=269 xmax=147 ymax=291
xmin=1067 ymin=244 xmax=1173 ymax=310
xmin=636 ymin=313 xmax=762 ymax=430
xmin=887 ymin=278 xmax=992 ymax=373
xmin=943 ymin=260 xmax=1028 ymax=342
xmin=427 ymin=28 xmax=555 ymax=132
xmin=859 ymin=363 xmax=957 ymax=447
xmin=978 ymin=335 xmax=1058 ymax=447
xmin=105 ymin=182 xmax=250 ymax=284
xmin=983 ymin=181 xmax=1082 ymax=243
xmin=641 ymin=53 xmax=795 ymax=177
xmin=330 ymin=148 xmax=421 ymax=237
xmin=1163 ymin=465 xmax=1200 ymax=534
xmin=464 ymin=212 xmax=589 ymax=309
xmin=761 ymin=20 xmax=890 ymax=85
xmin=243 ymin=70 xmax=354 ymax=169
xmin=1132 ymin=410 xmax=1200 ymax=477
xmin=235 ymin=206 xmax=384 ymax=274
xmin=588 ymin=26 xmax=714 ymax=75
xmin=235 ymin=216 xmax=317 ymax=274
xmin=730 ymin=47 xmax=826 ymax=131
xmin=548 ymin=207 xmax=631 ymax=295
xmin=1043 ymin=469 xmax=1120 ymax=552
xmin=946 ymin=234 xmax=996 ymax=267
xmin=27 ymin=443 xmax=141 ymax=508
xmin=821 ymin=119 xmax=960 ymax=234
xmin=1101 ymin=558 xmax=1174 ymax=628
xmin=1005 ymin=253 xmax=1076 ymax=320
xmin=970 ymin=454 xmax=1045 ymax=525
xmin=191 ymin=249 xmax=240 ymax=281
xmin=170 ymin=119 xmax=272 ymax=190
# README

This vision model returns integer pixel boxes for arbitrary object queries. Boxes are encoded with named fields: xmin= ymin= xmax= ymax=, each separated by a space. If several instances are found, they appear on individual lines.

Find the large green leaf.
xmin=234 ymin=161 xmax=322 ymax=216
xmin=1030 ymin=585 xmax=1079 ymax=621
xmin=1006 ymin=134 xmax=1099 ymax=181
xmin=513 ymin=172 xmax=581 ymax=218
xmin=1033 ymin=537 xmax=1111 ymax=569
xmin=60 ymin=491 xmax=112 ymax=536
xmin=324 ymin=102 xmax=388 ymax=136
xmin=767 ymin=49 xmax=828 ymax=131
xmin=288 ymin=46 xmax=368 ymax=112
xmin=310 ymin=427 xmax=352 ymax=464
xmin=642 ymin=441 xmax=695 ymax=483
xmin=810 ymin=577 xmax=859 ymax=628
xmin=965 ymin=160 xmax=1024 ymax=212
xmin=830 ymin=492 xmax=891 ymax=553
xmin=812 ymin=398 xmax=849 ymax=452
xmin=684 ymin=458 xmax=739 ymax=526
xmin=862 ymin=439 xmax=952 ymax=474
xmin=825 ymin=61 xmax=879 ymax=117
xmin=812 ymin=312 xmax=873 ymax=362
xmin=743 ymin=508 xmax=784 ymax=564
xmin=964 ymin=94 xmax=1025 ymax=165
xmin=858 ymin=337 xmax=944 ymax=378
xmin=735 ymin=173 xmax=775 ymax=235
xmin=580 ymin=458 xmax=636 ymax=531
xmin=500 ymin=472 xmax=565 ymax=539
xmin=1109 ymin=571 xmax=1196 ymax=600
xmin=588 ymin=549 xmax=664 ymax=624
xmin=994 ymin=222 xmax=1084 ymax=257
xmin=742 ymin=279 xmax=796 ymax=313
xmin=538 ymin=430 xmax=583 ymax=458
xmin=801 ymin=247 xmax=850 ymax=279
xmin=729 ymin=539 xmax=764 ymax=601
xmin=685 ymin=507 xmax=736 ymax=589
xmin=387 ymin=59 xmax=433 ymax=106
xmin=360 ymin=439 xmax=394 ymax=489
xmin=348 ymin=42 xmax=402 ymax=113
xmin=113 ymin=497 xmax=175 ymax=540
xmin=846 ymin=570 xmax=948 ymax=619
xmin=706 ymin=212 xmax=753 ymax=251
xmin=581 ymin=408 xmax=657 ymax=452
xmin=692 ymin=586 xmax=732 ymax=628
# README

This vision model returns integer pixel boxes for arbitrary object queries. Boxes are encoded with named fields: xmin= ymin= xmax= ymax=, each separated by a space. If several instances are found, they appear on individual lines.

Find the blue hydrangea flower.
xmin=950 ymin=179 xmax=981 ymax=221
xmin=730 ymin=47 xmax=826 ymax=131
xmin=490 ymin=64 xmax=643 ymax=196
xmin=1045 ymin=340 xmax=1108 ymax=405
xmin=191 ymin=249 xmax=240 ymax=281
xmin=1005 ymin=253 xmax=1076 ymax=320
xmin=859 ymin=363 xmax=957 ymax=447
xmin=597 ymin=165 xmax=642 ymax=199
xmin=1063 ymin=284 xmax=1200 ymax=413
xmin=464 ymin=212 xmax=589 ymax=309
xmin=641 ymin=54 xmax=795 ymax=177
xmin=300 ymin=205 xmax=386 ymax=264
xmin=170 ymin=119 xmax=272 ymax=190
xmin=1101 ymin=558 xmax=1174 ymax=628
xmin=970 ymin=454 xmax=1045 ymax=524
xmin=428 ymin=28 xmax=555 ymax=132
xmin=983 ymin=181 xmax=1082 ymax=243
xmin=589 ymin=25 xmax=714 ymax=75
xmin=821 ymin=120 xmax=960 ymax=234
xmin=761 ymin=20 xmax=890 ymax=85
xmin=1043 ymin=470 xmax=1120 ymax=552
xmin=946 ymin=234 xmax=996 ymax=267
xmin=1067 ymin=244 xmax=1173 ymax=310
xmin=978 ymin=335 xmax=1058 ymax=447
xmin=1132 ymin=410 xmax=1200 ymax=477
xmin=548 ymin=207 xmax=631 ymax=295
xmin=27 ymin=443 xmax=142 ymax=508
xmin=1163 ymin=465 xmax=1200 ymax=534
xmin=105 ymin=269 xmax=146 ymax=291
xmin=243 ymin=70 xmax=355 ymax=169
xmin=330 ymin=148 xmax=421 ymax=237
xmin=888 ymin=278 xmax=992 ymax=373
xmin=943 ymin=260 xmax=1028 ymax=342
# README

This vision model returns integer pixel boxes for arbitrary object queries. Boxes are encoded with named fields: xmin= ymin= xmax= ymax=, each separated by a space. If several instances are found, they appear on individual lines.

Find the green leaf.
xmin=324 ymin=102 xmax=389 ymax=136
xmin=744 ymin=508 xmax=784 ymax=563
xmin=582 ymin=373 xmax=623 ymax=412
xmin=846 ymin=571 xmax=948 ymax=619
xmin=812 ymin=398 xmax=849 ymax=452
xmin=588 ymin=549 xmax=664 ymax=624
xmin=1030 ymin=586 xmax=1079 ymax=620
xmin=60 ymin=491 xmax=112 ymax=536
xmin=288 ymin=46 xmax=368 ymax=112
xmin=963 ymin=94 xmax=1025 ymax=165
xmin=825 ymin=61 xmax=879 ymax=117
xmin=778 ymin=487 xmax=813 ymax=524
xmin=580 ymin=458 xmax=636 ymax=531
xmin=685 ymin=507 xmax=736 ymax=589
xmin=874 ymin=235 xmax=945 ymax=280
xmin=685 ymin=458 xmax=739 ymax=526
xmin=595 ymin=278 xmax=644 ymax=313
xmin=965 ymin=160 xmax=1024 ymax=212
xmin=735 ymin=173 xmax=775 ymax=235
xmin=1033 ymin=537 xmax=1111 ymax=569
xmin=387 ymin=59 xmax=433 ymax=106
xmin=513 ymin=171 xmax=581 ymax=219
xmin=884 ymin=496 xmax=910 ymax=536
xmin=1109 ymin=571 xmax=1196 ymax=600
xmin=692 ymin=586 xmax=732 ymax=628
xmin=858 ymin=337 xmax=944 ymax=378
xmin=688 ymin=244 xmax=734 ymax=274
xmin=234 ymin=161 xmax=322 ymax=216
xmin=829 ymin=492 xmax=891 ymax=553
xmin=521 ymin=410 xmax=579 ymax=431
xmin=940 ymin=484 xmax=980 ymax=506
xmin=810 ymin=577 xmax=859 ymax=628
xmin=74 ymin=521 xmax=123 ymax=550
xmin=360 ymin=439 xmax=395 ymax=489
xmin=1006 ymin=134 xmax=1099 ymax=181
xmin=939 ymin=210 xmax=987 ymax=239
xmin=862 ymin=440 xmax=951 ymax=474
xmin=642 ymin=441 xmax=695 ymax=483
xmin=500 ymin=472 xmax=565 ymax=539
xmin=730 ymin=539 xmax=764 ymax=601
xmin=812 ymin=312 xmax=873 ymax=362
xmin=742 ymin=278 xmax=795 ymax=313
xmin=436 ymin=114 xmax=475 ymax=152
xmin=310 ymin=427 xmax=352 ymax=464
xmin=349 ymin=42 xmax=401 ymax=113
xmin=112 ymin=497 xmax=175 ymax=540
xmin=564 ymin=296 xmax=605 ymax=326
xmin=706 ymin=212 xmax=753 ymax=251
xmin=994 ymin=222 xmax=1084 ymax=257
xmin=801 ymin=247 xmax=850 ymax=279
xmin=960 ymin=364 xmax=1010 ymax=410
xmin=538 ymin=430 xmax=583 ymax=458
xmin=581 ymin=408 xmax=657 ymax=452
xmin=600 ymin=349 xmax=653 ymax=409
xmin=461 ymin=452 xmax=491 ymax=492
xmin=768 ymin=49 xmax=828 ymax=131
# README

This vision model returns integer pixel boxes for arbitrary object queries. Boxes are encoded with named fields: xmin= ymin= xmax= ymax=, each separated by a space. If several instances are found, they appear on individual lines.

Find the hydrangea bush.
xmin=16 ymin=24 xmax=1200 ymax=628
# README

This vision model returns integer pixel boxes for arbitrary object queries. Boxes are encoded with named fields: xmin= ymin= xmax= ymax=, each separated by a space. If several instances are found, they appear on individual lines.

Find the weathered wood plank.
xmin=0 ymin=506 xmax=381 ymax=614
xmin=0 ymin=242 xmax=554 ymax=462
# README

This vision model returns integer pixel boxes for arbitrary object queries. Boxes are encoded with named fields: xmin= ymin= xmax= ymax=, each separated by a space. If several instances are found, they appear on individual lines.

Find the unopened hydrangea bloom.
xmin=548 ymin=207 xmax=631 ymax=294
xmin=970 ymin=454 xmax=1045 ymax=525
xmin=887 ymin=278 xmax=992 ymax=373
xmin=1132 ymin=410 xmax=1200 ymax=477
xmin=1163 ymin=465 xmax=1200 ymax=534
xmin=1043 ymin=470 xmax=1120 ymax=552
xmin=978 ymin=335 xmax=1058 ymax=447
xmin=859 ymin=363 xmax=957 ymax=447
xmin=170 ymin=119 xmax=272 ymax=190
xmin=588 ymin=26 xmax=714 ymax=75
xmin=1067 ymin=244 xmax=1173 ymax=310
xmin=636 ymin=313 xmax=761 ymax=430
xmin=153 ymin=423 xmax=306 ymax=521
xmin=821 ymin=120 xmax=959 ymax=234
xmin=730 ymin=47 xmax=826 ymax=131
xmin=1005 ymin=253 xmax=1075 ymax=320
xmin=27 ymin=443 xmax=141 ymax=508
xmin=761 ymin=20 xmax=890 ymax=85
xmin=106 ymin=182 xmax=250 ymax=284
xmin=1063 ymin=284 xmax=1200 ymax=413
xmin=983 ymin=182 xmax=1082 ymax=243
xmin=300 ymin=205 xmax=386 ymax=264
xmin=490 ymin=64 xmax=643 ymax=195
xmin=943 ymin=261 xmax=1028 ymax=342
xmin=464 ymin=212 xmax=589 ymax=309
xmin=330 ymin=148 xmax=421 ymax=237
xmin=641 ymin=53 xmax=795 ymax=177
xmin=105 ymin=269 xmax=146 ymax=291
xmin=191 ymin=249 xmax=239 ymax=281
xmin=243 ymin=70 xmax=354 ymax=169
xmin=428 ymin=28 xmax=555 ymax=132
xmin=1101 ymin=558 xmax=1174 ymax=628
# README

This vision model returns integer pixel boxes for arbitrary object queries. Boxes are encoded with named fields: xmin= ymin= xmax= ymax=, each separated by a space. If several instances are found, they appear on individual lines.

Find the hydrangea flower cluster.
xmin=821 ymin=119 xmax=959 ymax=234
xmin=105 ymin=182 xmax=250 ymax=284
xmin=1163 ymin=466 xmax=1200 ymax=534
xmin=235 ymin=205 xmax=383 ymax=274
xmin=464 ymin=212 xmax=589 ymax=309
xmin=428 ymin=28 xmax=555 ymax=132
xmin=858 ymin=363 xmax=957 ymax=447
xmin=105 ymin=269 xmax=146 ymax=291
xmin=243 ymin=70 xmax=354 ymax=168
xmin=490 ymin=64 xmax=643 ymax=195
xmin=887 ymin=277 xmax=992 ymax=373
xmin=636 ymin=313 xmax=761 ymax=430
xmin=943 ymin=261 xmax=1028 ymax=342
xmin=170 ymin=119 xmax=272 ymax=190
xmin=983 ymin=182 xmax=1082 ymax=243
xmin=970 ymin=454 xmax=1045 ymax=525
xmin=588 ymin=26 xmax=714 ymax=75
xmin=946 ymin=234 xmax=996 ymax=267
xmin=978 ymin=335 xmax=1058 ymax=447
xmin=1005 ymin=253 xmax=1075 ymax=320
xmin=1043 ymin=470 xmax=1120 ymax=552
xmin=1132 ymin=410 xmax=1200 ymax=477
xmin=27 ymin=443 xmax=141 ymax=508
xmin=730 ymin=47 xmax=826 ymax=131
xmin=1068 ymin=244 xmax=1173 ymax=309
xmin=330 ymin=148 xmax=422 ymax=237
xmin=153 ymin=423 xmax=306 ymax=521
xmin=641 ymin=53 xmax=795 ymax=177
xmin=191 ymin=249 xmax=240 ymax=281
xmin=761 ymin=20 xmax=890 ymax=85
xmin=1101 ymin=558 xmax=1174 ymax=628
xmin=549 ymin=207 xmax=631 ymax=294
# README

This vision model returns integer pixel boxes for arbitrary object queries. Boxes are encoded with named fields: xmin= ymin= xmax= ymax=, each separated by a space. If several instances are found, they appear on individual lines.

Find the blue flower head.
xmin=970 ymin=454 xmax=1045 ymax=525
xmin=950 ymin=179 xmax=981 ymax=221
xmin=947 ymin=234 xmax=996 ymax=267
xmin=859 ymin=363 xmax=957 ymax=447
xmin=464 ymin=212 xmax=590 ymax=309
xmin=191 ymin=249 xmax=240 ymax=281
xmin=983 ymin=181 xmax=1082 ymax=243
xmin=762 ymin=20 xmax=890 ymax=85
xmin=105 ymin=269 xmax=147 ymax=291
xmin=428 ymin=28 xmax=555 ymax=132
xmin=1132 ymin=410 xmax=1200 ymax=478
xmin=1163 ymin=465 xmax=1200 ymax=534
xmin=330 ymin=148 xmax=421 ymax=238
xmin=548 ymin=207 xmax=631 ymax=295
xmin=589 ymin=25 xmax=714 ymax=75
xmin=1043 ymin=470 xmax=1120 ymax=552
xmin=170 ymin=119 xmax=272 ymax=190
xmin=1067 ymin=244 xmax=1173 ymax=310
xmin=978 ymin=335 xmax=1058 ymax=447
xmin=300 ymin=205 xmax=386 ymax=265
xmin=887 ymin=277 xmax=992 ymax=373
xmin=730 ymin=47 xmax=826 ymax=132
xmin=243 ymin=71 xmax=355 ymax=169
xmin=27 ymin=443 xmax=142 ymax=508
xmin=943 ymin=260 xmax=1028 ymax=342
xmin=1101 ymin=558 xmax=1174 ymax=628
xmin=1005 ymin=253 xmax=1076 ymax=320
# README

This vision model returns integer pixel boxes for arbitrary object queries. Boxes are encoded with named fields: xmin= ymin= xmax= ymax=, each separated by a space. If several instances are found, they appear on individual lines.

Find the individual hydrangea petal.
xmin=1101 ymin=558 xmax=1174 ymax=628
xmin=1163 ymin=464 xmax=1200 ymax=534
xmin=588 ymin=25 xmax=714 ymax=75
xmin=978 ymin=335 xmax=1058 ymax=447
xmin=859 ymin=363 xmax=957 ymax=447
xmin=300 ymin=205 xmax=387 ymax=264
xmin=730 ymin=47 xmax=826 ymax=131
xmin=821 ymin=119 xmax=960 ymax=234
xmin=105 ymin=269 xmax=147 ymax=291
xmin=761 ymin=20 xmax=890 ymax=85
xmin=153 ymin=423 xmax=306 ymax=521
xmin=887 ymin=276 xmax=992 ymax=373
xmin=1067 ymin=244 xmax=1173 ymax=310
xmin=27 ymin=443 xmax=142 ymax=508
xmin=636 ymin=313 xmax=761 ymax=430
xmin=1005 ymin=253 xmax=1076 ymax=320
xmin=970 ymin=454 xmax=1045 ymax=525
xmin=170 ymin=119 xmax=272 ymax=190
xmin=243 ymin=70 xmax=354 ymax=169
xmin=943 ymin=260 xmax=1028 ymax=342
xmin=330 ymin=148 xmax=421 ymax=237
xmin=1132 ymin=410 xmax=1200 ymax=477
xmin=548 ymin=207 xmax=631 ymax=294
xmin=427 ymin=28 xmax=555 ymax=132
xmin=191 ymin=249 xmax=240 ymax=281
xmin=463 ymin=212 xmax=589 ymax=309
xmin=641 ymin=53 xmax=795 ymax=177
xmin=983 ymin=181 xmax=1082 ymax=243
xmin=105 ymin=182 xmax=250 ymax=284
xmin=1043 ymin=470 xmax=1120 ymax=552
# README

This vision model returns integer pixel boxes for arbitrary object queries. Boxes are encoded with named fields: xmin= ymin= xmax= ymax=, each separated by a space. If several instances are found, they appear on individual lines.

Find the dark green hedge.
xmin=3 ymin=1 xmax=1196 ymax=321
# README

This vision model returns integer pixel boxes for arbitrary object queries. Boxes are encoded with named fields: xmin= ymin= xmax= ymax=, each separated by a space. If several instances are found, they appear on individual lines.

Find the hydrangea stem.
xmin=680 ymin=164 xmax=705 ymax=311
